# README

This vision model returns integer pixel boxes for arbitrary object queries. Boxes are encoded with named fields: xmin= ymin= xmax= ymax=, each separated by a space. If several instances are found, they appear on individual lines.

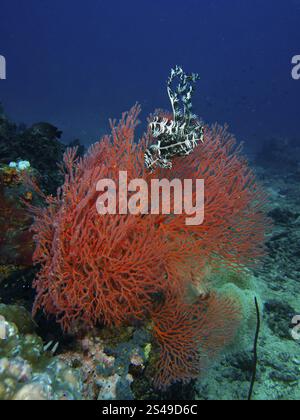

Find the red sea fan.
xmin=31 ymin=106 xmax=180 ymax=330
xmin=30 ymin=104 xmax=268 ymax=387
xmin=151 ymin=292 xmax=241 ymax=390
xmin=151 ymin=121 xmax=268 ymax=273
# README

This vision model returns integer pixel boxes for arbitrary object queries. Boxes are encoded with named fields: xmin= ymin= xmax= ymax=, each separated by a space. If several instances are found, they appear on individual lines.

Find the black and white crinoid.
xmin=144 ymin=66 xmax=204 ymax=171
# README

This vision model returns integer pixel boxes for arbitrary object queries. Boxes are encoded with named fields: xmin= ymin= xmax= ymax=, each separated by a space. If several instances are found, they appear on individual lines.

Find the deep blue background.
xmin=0 ymin=0 xmax=299 ymax=152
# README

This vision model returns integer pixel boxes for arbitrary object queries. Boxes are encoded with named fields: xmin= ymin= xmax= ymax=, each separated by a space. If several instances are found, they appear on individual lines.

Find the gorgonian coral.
xmin=30 ymin=105 xmax=268 ymax=389
xmin=151 ymin=293 xmax=241 ymax=389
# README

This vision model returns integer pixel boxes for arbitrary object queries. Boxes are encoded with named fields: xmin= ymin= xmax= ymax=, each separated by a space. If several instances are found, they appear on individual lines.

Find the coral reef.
xmin=2 ymin=100 xmax=299 ymax=400
xmin=29 ymin=104 xmax=268 ymax=390
xmin=0 ymin=106 xmax=85 ymax=194
xmin=0 ymin=304 xmax=83 ymax=400
xmin=59 ymin=327 xmax=154 ymax=400
xmin=0 ymin=162 xmax=41 ymax=309
xmin=0 ymin=108 xmax=64 ymax=194
xmin=0 ymin=164 xmax=36 ymax=277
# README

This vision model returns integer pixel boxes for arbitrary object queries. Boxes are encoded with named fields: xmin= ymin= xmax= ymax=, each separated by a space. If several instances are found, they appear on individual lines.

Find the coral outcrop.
xmin=0 ymin=164 xmax=36 ymax=282
xmin=0 ymin=304 xmax=83 ymax=400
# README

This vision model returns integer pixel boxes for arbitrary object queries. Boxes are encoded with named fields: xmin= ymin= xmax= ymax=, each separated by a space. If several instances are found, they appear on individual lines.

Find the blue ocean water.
xmin=0 ymin=0 xmax=299 ymax=153
xmin=0 ymin=0 xmax=300 ymax=402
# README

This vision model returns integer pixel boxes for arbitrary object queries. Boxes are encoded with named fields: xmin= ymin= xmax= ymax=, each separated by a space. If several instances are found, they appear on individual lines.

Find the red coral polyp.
xmin=31 ymin=105 xmax=268 ymax=388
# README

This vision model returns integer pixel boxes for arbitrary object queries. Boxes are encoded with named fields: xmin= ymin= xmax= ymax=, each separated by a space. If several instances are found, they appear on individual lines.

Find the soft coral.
xmin=31 ymin=105 xmax=268 ymax=388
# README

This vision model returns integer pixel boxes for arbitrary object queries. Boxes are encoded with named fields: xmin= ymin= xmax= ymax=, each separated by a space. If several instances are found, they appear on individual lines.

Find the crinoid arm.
xmin=145 ymin=66 xmax=204 ymax=171
xmin=167 ymin=65 xmax=200 ymax=125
